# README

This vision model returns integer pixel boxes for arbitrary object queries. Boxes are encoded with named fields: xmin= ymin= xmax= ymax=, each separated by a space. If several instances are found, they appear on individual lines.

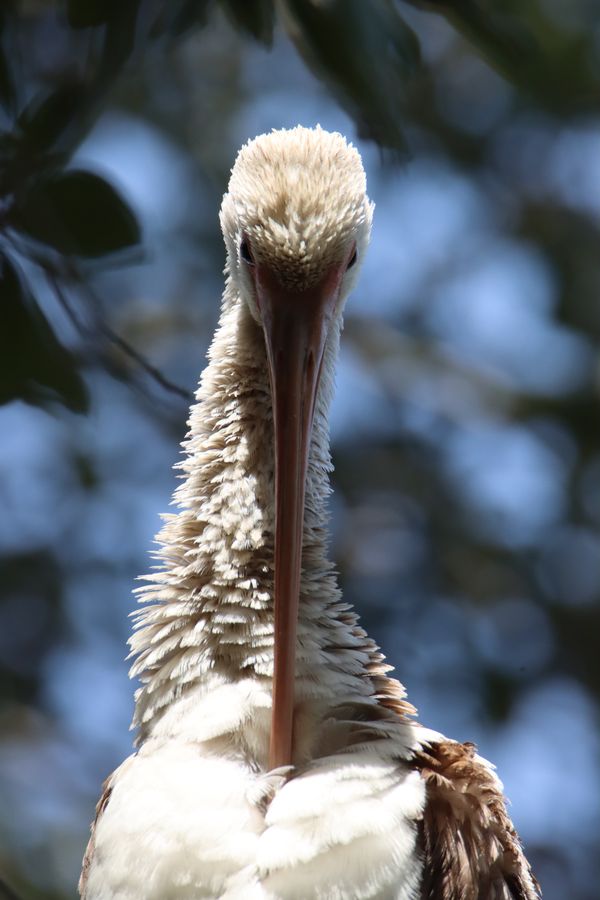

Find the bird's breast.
xmin=84 ymin=737 xmax=426 ymax=900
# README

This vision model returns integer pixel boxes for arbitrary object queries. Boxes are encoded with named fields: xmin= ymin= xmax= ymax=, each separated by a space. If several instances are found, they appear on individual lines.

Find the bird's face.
xmin=221 ymin=126 xmax=372 ymax=319
xmin=220 ymin=127 xmax=372 ymax=768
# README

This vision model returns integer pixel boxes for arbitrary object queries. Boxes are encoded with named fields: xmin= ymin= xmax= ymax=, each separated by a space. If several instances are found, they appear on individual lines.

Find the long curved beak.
xmin=256 ymin=264 xmax=343 ymax=769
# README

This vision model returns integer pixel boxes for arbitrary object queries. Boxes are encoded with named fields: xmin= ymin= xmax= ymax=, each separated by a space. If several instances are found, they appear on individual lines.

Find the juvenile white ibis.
xmin=80 ymin=126 xmax=540 ymax=899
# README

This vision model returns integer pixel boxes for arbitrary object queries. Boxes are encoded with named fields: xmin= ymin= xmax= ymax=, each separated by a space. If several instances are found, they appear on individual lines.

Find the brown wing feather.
xmin=352 ymin=643 xmax=540 ymax=898
xmin=413 ymin=740 xmax=541 ymax=900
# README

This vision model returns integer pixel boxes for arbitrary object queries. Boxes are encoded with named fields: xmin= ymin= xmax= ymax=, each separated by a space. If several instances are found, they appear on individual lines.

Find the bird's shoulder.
xmin=411 ymin=737 xmax=541 ymax=900
xmin=365 ymin=660 xmax=540 ymax=898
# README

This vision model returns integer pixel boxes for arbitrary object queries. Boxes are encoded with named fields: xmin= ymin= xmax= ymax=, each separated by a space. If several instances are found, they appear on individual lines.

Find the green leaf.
xmin=220 ymin=0 xmax=274 ymax=45
xmin=66 ymin=0 xmax=115 ymax=28
xmin=403 ymin=0 xmax=593 ymax=112
xmin=279 ymin=0 xmax=419 ymax=150
xmin=97 ymin=0 xmax=142 ymax=80
xmin=0 ymin=49 xmax=15 ymax=117
xmin=0 ymin=253 xmax=88 ymax=412
xmin=17 ymin=83 xmax=87 ymax=156
xmin=150 ymin=0 xmax=213 ymax=39
xmin=0 ymin=9 xmax=17 ymax=115
xmin=13 ymin=169 xmax=141 ymax=257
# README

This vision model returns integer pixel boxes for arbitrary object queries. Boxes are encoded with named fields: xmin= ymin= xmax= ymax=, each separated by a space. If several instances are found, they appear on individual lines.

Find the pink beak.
xmin=254 ymin=261 xmax=346 ymax=769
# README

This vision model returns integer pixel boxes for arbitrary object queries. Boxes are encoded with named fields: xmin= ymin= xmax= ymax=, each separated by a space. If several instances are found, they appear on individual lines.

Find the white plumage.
xmin=81 ymin=127 xmax=540 ymax=900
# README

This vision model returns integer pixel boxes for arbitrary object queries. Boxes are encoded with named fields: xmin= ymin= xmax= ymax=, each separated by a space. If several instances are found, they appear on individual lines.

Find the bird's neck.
xmin=130 ymin=284 xmax=366 ymax=747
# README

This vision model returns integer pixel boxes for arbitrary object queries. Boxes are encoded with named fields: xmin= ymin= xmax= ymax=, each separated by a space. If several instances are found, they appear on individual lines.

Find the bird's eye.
xmin=240 ymin=238 xmax=254 ymax=266
xmin=346 ymin=248 xmax=357 ymax=270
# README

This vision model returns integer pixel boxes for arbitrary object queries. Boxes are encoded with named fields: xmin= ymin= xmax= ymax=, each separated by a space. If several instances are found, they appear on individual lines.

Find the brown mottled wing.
xmin=79 ymin=756 xmax=135 ymax=898
xmin=414 ymin=740 xmax=541 ymax=900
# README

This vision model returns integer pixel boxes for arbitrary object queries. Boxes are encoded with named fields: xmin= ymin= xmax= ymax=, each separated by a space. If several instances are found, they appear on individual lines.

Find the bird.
xmin=80 ymin=126 xmax=541 ymax=900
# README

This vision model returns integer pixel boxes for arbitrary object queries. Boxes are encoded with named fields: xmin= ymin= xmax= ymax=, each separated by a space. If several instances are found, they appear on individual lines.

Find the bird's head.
xmin=221 ymin=125 xmax=373 ymax=316
xmin=220 ymin=127 xmax=373 ymax=769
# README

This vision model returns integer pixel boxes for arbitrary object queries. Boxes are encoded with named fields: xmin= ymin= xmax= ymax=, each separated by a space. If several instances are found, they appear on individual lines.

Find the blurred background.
xmin=0 ymin=1 xmax=599 ymax=897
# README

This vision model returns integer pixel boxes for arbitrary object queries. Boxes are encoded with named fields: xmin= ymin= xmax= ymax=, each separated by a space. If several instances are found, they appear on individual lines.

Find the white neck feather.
xmin=129 ymin=282 xmax=379 ymax=748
